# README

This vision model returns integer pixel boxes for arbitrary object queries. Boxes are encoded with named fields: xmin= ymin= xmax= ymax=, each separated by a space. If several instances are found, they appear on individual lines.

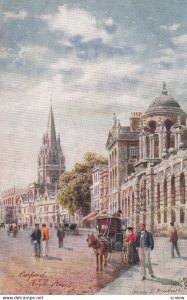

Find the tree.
xmin=57 ymin=152 xmax=108 ymax=215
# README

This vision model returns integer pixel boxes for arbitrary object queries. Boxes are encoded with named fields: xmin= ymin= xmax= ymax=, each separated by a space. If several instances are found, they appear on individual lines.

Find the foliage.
xmin=57 ymin=152 xmax=108 ymax=215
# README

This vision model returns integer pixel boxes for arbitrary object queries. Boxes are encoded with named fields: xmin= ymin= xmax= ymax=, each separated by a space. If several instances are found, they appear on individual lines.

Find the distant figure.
xmin=126 ymin=227 xmax=139 ymax=264
xmin=31 ymin=224 xmax=41 ymax=257
xmin=13 ymin=226 xmax=17 ymax=238
xmin=42 ymin=224 xmax=49 ymax=257
xmin=169 ymin=222 xmax=180 ymax=258
xmin=57 ymin=224 xmax=65 ymax=248
xmin=135 ymin=223 xmax=155 ymax=280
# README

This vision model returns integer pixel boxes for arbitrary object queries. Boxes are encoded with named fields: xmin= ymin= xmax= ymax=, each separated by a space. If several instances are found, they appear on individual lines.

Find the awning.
xmin=89 ymin=210 xmax=109 ymax=221
xmin=82 ymin=211 xmax=98 ymax=221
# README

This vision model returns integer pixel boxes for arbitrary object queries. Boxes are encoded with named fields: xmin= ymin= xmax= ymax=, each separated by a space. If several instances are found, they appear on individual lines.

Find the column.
xmin=175 ymin=174 xmax=180 ymax=224
xmin=143 ymin=134 xmax=147 ymax=159
xmin=134 ymin=177 xmax=140 ymax=230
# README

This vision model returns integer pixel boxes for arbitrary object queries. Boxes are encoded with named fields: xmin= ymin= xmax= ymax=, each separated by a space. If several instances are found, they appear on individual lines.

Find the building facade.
xmin=106 ymin=83 xmax=187 ymax=232
xmin=0 ymin=104 xmax=66 ymax=226
xmin=90 ymin=165 xmax=102 ymax=212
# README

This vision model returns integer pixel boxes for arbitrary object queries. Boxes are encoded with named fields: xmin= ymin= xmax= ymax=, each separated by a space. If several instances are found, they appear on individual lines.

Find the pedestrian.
xmin=135 ymin=223 xmax=155 ymax=280
xmin=57 ymin=224 xmax=65 ymax=248
xmin=13 ymin=226 xmax=17 ymax=238
xmin=31 ymin=223 xmax=41 ymax=257
xmin=169 ymin=222 xmax=180 ymax=258
xmin=126 ymin=227 xmax=139 ymax=264
xmin=42 ymin=224 xmax=49 ymax=257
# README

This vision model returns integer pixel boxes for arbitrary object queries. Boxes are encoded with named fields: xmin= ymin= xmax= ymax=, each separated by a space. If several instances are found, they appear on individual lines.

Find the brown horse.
xmin=87 ymin=234 xmax=109 ymax=271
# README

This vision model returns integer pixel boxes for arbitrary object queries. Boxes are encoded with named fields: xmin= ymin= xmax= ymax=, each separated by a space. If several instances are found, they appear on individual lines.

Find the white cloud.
xmin=171 ymin=34 xmax=187 ymax=46
xmin=18 ymin=45 xmax=50 ymax=65
xmin=40 ymin=5 xmax=112 ymax=43
xmin=3 ymin=9 xmax=27 ymax=20
xmin=104 ymin=17 xmax=115 ymax=27
xmin=160 ymin=23 xmax=180 ymax=32
xmin=161 ymin=48 xmax=175 ymax=56
xmin=0 ymin=47 xmax=13 ymax=59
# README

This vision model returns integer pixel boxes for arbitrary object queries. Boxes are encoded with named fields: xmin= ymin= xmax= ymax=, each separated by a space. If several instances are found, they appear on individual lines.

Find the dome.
xmin=147 ymin=82 xmax=180 ymax=111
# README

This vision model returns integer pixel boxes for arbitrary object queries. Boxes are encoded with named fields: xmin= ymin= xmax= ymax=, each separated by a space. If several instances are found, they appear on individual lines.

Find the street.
xmin=1 ymin=227 xmax=187 ymax=295
xmin=0 ymin=227 xmax=128 ymax=295
xmin=98 ymin=237 xmax=187 ymax=295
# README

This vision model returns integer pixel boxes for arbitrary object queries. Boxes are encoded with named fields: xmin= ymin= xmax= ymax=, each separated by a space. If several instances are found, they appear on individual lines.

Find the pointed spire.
xmin=47 ymin=100 xmax=57 ymax=147
xmin=162 ymin=81 xmax=168 ymax=95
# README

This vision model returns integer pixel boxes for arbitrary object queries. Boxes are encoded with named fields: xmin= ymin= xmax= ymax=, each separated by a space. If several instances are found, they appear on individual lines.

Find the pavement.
xmin=98 ymin=237 xmax=187 ymax=295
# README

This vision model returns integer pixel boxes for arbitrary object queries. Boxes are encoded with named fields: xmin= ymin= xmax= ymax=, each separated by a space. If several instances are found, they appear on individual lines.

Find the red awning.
xmin=82 ymin=211 xmax=98 ymax=221
xmin=88 ymin=210 xmax=109 ymax=221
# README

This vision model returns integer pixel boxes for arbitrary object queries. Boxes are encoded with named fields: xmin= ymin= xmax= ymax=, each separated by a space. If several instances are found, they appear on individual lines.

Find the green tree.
xmin=57 ymin=152 xmax=108 ymax=215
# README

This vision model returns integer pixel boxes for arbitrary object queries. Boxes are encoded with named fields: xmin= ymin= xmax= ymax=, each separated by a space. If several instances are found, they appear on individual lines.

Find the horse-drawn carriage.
xmin=87 ymin=214 xmax=128 ymax=270
xmin=97 ymin=214 xmax=128 ymax=263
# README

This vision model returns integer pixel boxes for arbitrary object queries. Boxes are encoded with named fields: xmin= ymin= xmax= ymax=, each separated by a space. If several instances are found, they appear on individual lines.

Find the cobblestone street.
xmin=1 ymin=227 xmax=187 ymax=295
xmin=0 ymin=228 xmax=128 ymax=295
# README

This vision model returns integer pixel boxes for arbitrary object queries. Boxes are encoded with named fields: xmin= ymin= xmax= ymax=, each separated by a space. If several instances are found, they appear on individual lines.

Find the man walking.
xmin=42 ymin=224 xmax=49 ymax=257
xmin=169 ymin=222 xmax=180 ymax=258
xmin=135 ymin=223 xmax=155 ymax=280
xmin=31 ymin=223 xmax=41 ymax=257
xmin=57 ymin=224 xmax=65 ymax=248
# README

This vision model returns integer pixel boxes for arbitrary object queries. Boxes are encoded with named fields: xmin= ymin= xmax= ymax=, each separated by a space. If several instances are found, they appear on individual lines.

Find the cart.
xmin=97 ymin=214 xmax=128 ymax=264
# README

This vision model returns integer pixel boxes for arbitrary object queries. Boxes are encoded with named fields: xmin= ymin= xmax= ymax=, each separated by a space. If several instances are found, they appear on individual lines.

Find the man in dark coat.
xmin=31 ymin=223 xmax=42 ymax=257
xmin=169 ymin=222 xmax=180 ymax=258
xmin=57 ymin=224 xmax=65 ymax=248
xmin=135 ymin=223 xmax=155 ymax=280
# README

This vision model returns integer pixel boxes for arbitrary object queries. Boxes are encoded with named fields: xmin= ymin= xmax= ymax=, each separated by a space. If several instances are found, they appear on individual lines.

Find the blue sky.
xmin=0 ymin=0 xmax=187 ymax=190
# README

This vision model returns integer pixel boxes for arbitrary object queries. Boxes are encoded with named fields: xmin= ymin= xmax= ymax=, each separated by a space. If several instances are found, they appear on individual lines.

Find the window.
xmin=129 ymin=146 xmax=138 ymax=158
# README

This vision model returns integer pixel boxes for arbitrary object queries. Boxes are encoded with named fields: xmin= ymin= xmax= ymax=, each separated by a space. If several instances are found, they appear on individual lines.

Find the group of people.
xmin=7 ymin=224 xmax=18 ymax=237
xmin=125 ymin=222 xmax=181 ymax=280
xmin=30 ymin=223 xmax=66 ymax=258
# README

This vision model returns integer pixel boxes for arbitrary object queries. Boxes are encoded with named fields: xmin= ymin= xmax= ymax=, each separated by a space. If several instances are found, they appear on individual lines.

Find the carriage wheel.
xmin=121 ymin=244 xmax=128 ymax=264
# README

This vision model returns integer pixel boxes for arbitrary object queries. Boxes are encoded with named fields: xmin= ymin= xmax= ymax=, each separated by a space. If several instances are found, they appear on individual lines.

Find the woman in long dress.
xmin=126 ymin=227 xmax=139 ymax=263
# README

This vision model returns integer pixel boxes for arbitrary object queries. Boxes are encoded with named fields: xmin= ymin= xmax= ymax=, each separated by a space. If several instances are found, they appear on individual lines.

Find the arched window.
xmin=171 ymin=176 xmax=176 ymax=222
xmin=52 ymin=154 xmax=57 ymax=164
xmin=157 ymin=183 xmax=161 ymax=223
xmin=148 ymin=120 xmax=156 ymax=133
xmin=163 ymin=119 xmax=173 ymax=149
xmin=154 ymin=134 xmax=159 ymax=158
xmin=180 ymin=173 xmax=185 ymax=223
xmin=163 ymin=179 xmax=167 ymax=223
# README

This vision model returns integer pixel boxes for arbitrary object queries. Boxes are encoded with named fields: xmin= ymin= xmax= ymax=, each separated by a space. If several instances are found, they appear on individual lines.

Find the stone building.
xmin=0 ymin=187 xmax=24 ymax=224
xmin=90 ymin=165 xmax=101 ymax=212
xmin=107 ymin=83 xmax=187 ymax=232
xmin=38 ymin=104 xmax=65 ymax=187
xmin=99 ymin=165 xmax=109 ymax=211
xmin=1 ymin=104 xmax=66 ymax=226
xmin=90 ymin=164 xmax=109 ymax=212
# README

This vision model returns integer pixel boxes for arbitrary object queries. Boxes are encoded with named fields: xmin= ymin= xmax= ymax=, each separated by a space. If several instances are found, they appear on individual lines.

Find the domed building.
xmin=106 ymin=82 xmax=187 ymax=233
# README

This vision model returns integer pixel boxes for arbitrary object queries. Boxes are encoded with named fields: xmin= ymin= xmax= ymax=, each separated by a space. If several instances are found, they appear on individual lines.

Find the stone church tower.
xmin=37 ymin=103 xmax=65 ymax=188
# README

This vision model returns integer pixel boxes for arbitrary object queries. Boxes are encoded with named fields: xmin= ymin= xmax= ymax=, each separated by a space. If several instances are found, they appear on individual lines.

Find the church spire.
xmin=47 ymin=100 xmax=57 ymax=147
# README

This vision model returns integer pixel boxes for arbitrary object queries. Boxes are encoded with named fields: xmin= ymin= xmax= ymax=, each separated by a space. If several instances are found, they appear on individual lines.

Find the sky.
xmin=0 ymin=0 xmax=187 ymax=191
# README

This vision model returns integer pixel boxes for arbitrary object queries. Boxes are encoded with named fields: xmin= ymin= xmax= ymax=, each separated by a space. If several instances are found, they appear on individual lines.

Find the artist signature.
xmin=19 ymin=271 xmax=72 ymax=289
xmin=132 ymin=277 xmax=187 ymax=294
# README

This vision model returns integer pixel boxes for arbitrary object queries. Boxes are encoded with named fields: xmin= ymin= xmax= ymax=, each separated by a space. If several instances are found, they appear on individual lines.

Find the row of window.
xmin=23 ymin=204 xmax=56 ymax=214
xmin=121 ymin=174 xmax=186 ymax=224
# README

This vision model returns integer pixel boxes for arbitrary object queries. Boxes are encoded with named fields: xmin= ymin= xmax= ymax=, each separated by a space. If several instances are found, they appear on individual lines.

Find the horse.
xmin=87 ymin=234 xmax=109 ymax=271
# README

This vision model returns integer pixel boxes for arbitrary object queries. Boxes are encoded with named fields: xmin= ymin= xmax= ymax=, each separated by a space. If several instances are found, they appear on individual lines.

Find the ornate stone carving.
xmin=173 ymin=162 xmax=181 ymax=176
xmin=158 ymin=171 xmax=164 ymax=184
xmin=183 ymin=159 xmax=187 ymax=170
xmin=165 ymin=167 xmax=171 ymax=178
xmin=112 ymin=113 xmax=117 ymax=128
